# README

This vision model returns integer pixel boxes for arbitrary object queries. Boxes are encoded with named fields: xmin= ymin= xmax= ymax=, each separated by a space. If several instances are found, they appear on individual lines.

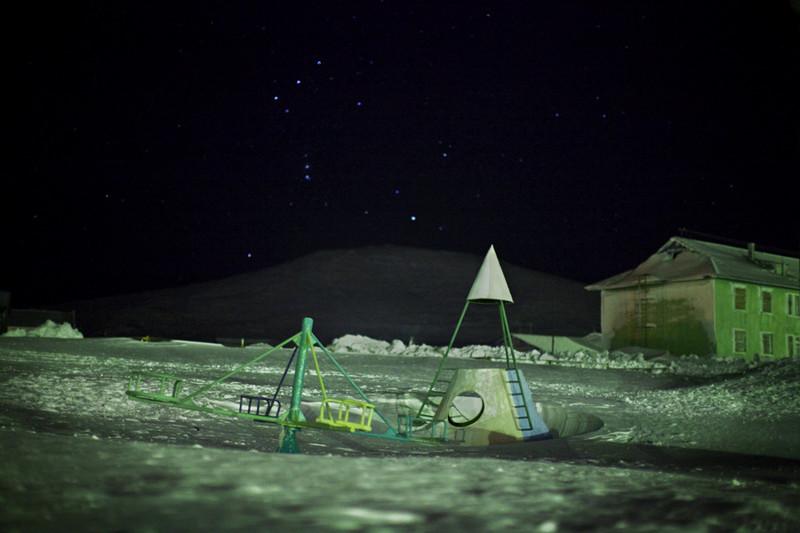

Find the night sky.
xmin=9 ymin=1 xmax=800 ymax=306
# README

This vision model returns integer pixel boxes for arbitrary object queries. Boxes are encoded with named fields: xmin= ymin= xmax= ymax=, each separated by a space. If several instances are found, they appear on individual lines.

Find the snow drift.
xmin=2 ymin=320 xmax=83 ymax=339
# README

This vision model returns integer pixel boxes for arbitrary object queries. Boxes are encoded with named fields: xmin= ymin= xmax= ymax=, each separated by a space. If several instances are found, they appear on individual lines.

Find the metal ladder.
xmin=505 ymin=369 xmax=533 ymax=432
xmin=498 ymin=302 xmax=535 ymax=433
xmin=416 ymin=366 xmax=457 ymax=421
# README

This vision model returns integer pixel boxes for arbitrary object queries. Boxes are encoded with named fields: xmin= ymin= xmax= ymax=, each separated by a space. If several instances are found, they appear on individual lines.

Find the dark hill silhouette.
xmin=70 ymin=245 xmax=599 ymax=345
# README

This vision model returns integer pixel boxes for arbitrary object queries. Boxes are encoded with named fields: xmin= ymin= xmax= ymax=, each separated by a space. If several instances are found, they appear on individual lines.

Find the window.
xmin=789 ymin=335 xmax=800 ymax=357
xmin=788 ymin=294 xmax=800 ymax=317
xmin=761 ymin=332 xmax=774 ymax=356
xmin=760 ymin=290 xmax=772 ymax=314
xmin=734 ymin=329 xmax=747 ymax=354
xmin=734 ymin=287 xmax=747 ymax=310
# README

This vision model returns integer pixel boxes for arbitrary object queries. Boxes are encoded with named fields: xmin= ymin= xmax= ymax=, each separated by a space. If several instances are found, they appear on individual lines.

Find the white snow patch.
xmin=2 ymin=320 xmax=83 ymax=339
xmin=331 ymin=334 xmax=527 ymax=361
xmin=336 ymin=507 xmax=422 ymax=525
xmin=538 ymin=520 xmax=559 ymax=533
xmin=330 ymin=335 xmax=392 ymax=354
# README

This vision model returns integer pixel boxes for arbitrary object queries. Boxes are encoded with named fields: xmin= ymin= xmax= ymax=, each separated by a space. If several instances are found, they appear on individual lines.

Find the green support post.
xmin=499 ymin=301 xmax=516 ymax=369
xmin=415 ymin=301 xmax=470 ymax=421
xmin=278 ymin=426 xmax=300 ymax=453
xmin=279 ymin=317 xmax=313 ymax=453
xmin=287 ymin=317 xmax=314 ymax=424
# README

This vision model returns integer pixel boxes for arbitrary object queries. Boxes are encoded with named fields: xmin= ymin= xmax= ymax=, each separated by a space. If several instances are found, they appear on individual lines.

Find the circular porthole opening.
xmin=448 ymin=391 xmax=485 ymax=427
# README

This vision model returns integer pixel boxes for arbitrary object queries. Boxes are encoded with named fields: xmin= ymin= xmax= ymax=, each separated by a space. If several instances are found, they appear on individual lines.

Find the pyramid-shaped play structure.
xmin=413 ymin=245 xmax=550 ymax=443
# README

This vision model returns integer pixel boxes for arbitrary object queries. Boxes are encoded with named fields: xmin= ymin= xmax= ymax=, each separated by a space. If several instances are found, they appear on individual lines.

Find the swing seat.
xmin=127 ymin=373 xmax=184 ymax=401
xmin=316 ymin=398 xmax=375 ymax=432
xmin=239 ymin=394 xmax=281 ymax=417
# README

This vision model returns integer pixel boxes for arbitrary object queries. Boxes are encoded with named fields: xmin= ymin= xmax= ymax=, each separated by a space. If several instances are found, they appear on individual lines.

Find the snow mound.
xmin=619 ymin=356 xmax=800 ymax=423
xmin=330 ymin=334 xmax=528 ymax=360
xmin=330 ymin=333 xmax=787 ymax=376
xmin=330 ymin=335 xmax=392 ymax=354
xmin=2 ymin=320 xmax=84 ymax=339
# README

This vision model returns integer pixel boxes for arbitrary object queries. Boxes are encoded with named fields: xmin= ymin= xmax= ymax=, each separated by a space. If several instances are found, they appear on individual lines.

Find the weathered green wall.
xmin=713 ymin=279 xmax=800 ymax=359
xmin=602 ymin=279 xmax=715 ymax=355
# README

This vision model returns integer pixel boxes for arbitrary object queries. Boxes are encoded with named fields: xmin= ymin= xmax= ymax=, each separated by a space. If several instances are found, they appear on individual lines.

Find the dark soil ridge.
xmin=68 ymin=245 xmax=599 ymax=344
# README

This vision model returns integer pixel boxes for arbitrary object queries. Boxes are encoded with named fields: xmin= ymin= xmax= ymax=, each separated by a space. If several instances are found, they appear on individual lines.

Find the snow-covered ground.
xmin=2 ymin=334 xmax=799 ymax=531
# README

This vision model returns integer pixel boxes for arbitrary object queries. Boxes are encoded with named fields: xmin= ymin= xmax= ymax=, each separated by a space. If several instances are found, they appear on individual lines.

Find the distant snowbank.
xmin=2 ymin=320 xmax=84 ymax=339
xmin=330 ymin=334 xmax=520 ymax=361
xmin=330 ymin=334 xmax=773 ymax=376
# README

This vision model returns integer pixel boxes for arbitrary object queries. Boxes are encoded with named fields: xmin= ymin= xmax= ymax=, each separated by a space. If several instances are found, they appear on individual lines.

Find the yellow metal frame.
xmin=310 ymin=341 xmax=375 ymax=432
xmin=318 ymin=398 xmax=375 ymax=432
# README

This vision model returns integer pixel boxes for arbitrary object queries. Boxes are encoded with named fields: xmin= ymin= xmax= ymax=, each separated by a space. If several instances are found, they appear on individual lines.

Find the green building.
xmin=586 ymin=237 xmax=800 ymax=359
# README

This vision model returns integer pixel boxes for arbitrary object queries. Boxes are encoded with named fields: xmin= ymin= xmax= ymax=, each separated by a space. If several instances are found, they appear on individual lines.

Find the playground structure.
xmin=127 ymin=316 xmax=401 ymax=452
xmin=126 ymin=245 xmax=552 ymax=452
xmin=410 ymin=245 xmax=550 ymax=444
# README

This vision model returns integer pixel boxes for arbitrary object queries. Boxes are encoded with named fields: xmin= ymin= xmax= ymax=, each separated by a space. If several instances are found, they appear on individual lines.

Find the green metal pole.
xmin=287 ymin=317 xmax=314 ymax=423
xmin=278 ymin=425 xmax=300 ymax=453
xmin=415 ymin=300 xmax=470 ymax=420
xmin=279 ymin=317 xmax=316 ymax=454
xmin=499 ymin=301 xmax=515 ymax=369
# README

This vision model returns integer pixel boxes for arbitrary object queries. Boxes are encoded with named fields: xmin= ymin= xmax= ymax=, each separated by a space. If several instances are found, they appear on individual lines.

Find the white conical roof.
xmin=467 ymin=245 xmax=513 ymax=303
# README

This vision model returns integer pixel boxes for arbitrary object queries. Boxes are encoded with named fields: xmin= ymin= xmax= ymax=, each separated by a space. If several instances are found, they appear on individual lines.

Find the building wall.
xmin=602 ymin=279 xmax=716 ymax=355
xmin=713 ymin=279 xmax=800 ymax=359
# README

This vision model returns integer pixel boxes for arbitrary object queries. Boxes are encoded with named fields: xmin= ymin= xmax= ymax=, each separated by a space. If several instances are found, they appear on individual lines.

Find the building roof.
xmin=586 ymin=237 xmax=799 ymax=291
